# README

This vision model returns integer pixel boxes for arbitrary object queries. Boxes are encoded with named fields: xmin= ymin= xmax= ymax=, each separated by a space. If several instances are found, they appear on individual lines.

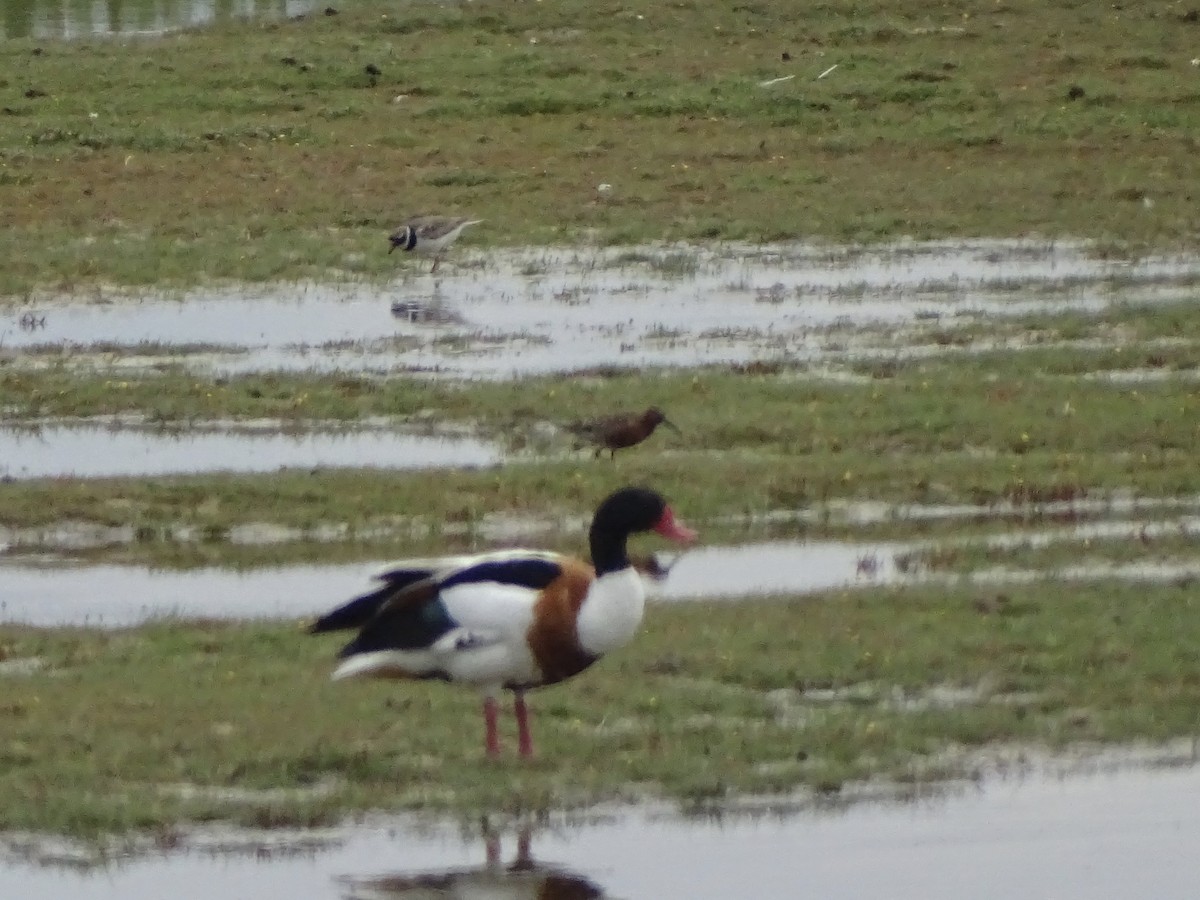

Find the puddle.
xmin=5 ymin=240 xmax=1199 ymax=379
xmin=3 ymin=516 xmax=1197 ymax=626
xmin=2 ymin=761 xmax=1200 ymax=898
xmin=0 ymin=0 xmax=316 ymax=40
xmin=0 ymin=422 xmax=501 ymax=479
xmin=0 ymin=539 xmax=903 ymax=626
xmin=0 ymin=561 xmax=369 ymax=626
xmin=653 ymin=539 xmax=905 ymax=598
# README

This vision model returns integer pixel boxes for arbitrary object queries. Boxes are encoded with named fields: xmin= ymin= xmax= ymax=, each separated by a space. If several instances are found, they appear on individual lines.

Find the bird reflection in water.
xmin=339 ymin=822 xmax=606 ymax=900
xmin=389 ymin=298 xmax=466 ymax=326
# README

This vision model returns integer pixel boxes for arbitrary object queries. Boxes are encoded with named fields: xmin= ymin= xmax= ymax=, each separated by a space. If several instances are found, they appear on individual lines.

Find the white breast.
xmin=576 ymin=568 xmax=646 ymax=656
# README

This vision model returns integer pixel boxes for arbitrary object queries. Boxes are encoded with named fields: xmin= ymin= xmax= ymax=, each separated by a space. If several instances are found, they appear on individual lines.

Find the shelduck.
xmin=567 ymin=407 xmax=680 ymax=459
xmin=309 ymin=486 xmax=697 ymax=759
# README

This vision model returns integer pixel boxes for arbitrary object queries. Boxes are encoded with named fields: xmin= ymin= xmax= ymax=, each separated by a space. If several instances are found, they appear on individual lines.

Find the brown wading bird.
xmin=567 ymin=407 xmax=680 ymax=458
xmin=388 ymin=215 xmax=483 ymax=274
xmin=309 ymin=486 xmax=697 ymax=759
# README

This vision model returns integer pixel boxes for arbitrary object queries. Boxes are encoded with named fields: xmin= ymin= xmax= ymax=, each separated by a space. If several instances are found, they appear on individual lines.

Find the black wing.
xmin=308 ymin=567 xmax=434 ymax=634
xmin=308 ymin=553 xmax=564 ymax=635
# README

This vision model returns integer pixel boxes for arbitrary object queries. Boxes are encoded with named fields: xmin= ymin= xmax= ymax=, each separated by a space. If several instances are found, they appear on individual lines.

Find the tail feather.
xmin=331 ymin=650 xmax=411 ymax=680
xmin=309 ymin=586 xmax=392 ymax=634
xmin=309 ymin=568 xmax=431 ymax=633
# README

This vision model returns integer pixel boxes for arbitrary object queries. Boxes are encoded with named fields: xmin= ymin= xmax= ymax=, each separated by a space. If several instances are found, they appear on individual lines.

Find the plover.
xmin=388 ymin=216 xmax=483 ymax=274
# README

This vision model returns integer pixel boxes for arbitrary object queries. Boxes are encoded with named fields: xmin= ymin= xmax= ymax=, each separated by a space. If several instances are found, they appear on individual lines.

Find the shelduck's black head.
xmin=589 ymin=486 xmax=697 ymax=575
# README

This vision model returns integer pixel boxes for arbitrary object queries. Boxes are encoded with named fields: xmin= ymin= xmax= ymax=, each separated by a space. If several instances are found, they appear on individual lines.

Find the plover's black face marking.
xmin=388 ymin=226 xmax=417 ymax=253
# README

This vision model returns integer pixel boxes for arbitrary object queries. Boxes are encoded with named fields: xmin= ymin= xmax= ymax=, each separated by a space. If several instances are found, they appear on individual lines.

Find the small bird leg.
xmin=484 ymin=696 xmax=501 ymax=758
xmin=514 ymin=693 xmax=534 ymax=759
xmin=431 ymin=255 xmax=441 ymax=274
xmin=485 ymin=830 xmax=501 ymax=866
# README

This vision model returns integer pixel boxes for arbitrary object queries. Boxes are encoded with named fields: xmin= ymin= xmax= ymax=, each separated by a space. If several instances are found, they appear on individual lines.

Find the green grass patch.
xmin=4 ymin=310 xmax=1200 ymax=543
xmin=1 ymin=579 xmax=1198 ymax=837
xmin=2 ymin=0 xmax=1199 ymax=293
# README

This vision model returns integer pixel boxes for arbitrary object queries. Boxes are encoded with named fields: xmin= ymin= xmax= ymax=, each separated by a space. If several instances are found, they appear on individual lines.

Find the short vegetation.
xmin=0 ymin=0 xmax=1198 ymax=294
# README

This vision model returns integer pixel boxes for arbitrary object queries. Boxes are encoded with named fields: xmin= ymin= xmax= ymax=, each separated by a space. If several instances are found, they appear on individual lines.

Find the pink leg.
xmin=514 ymin=693 xmax=534 ymax=759
xmin=484 ymin=696 xmax=500 ymax=758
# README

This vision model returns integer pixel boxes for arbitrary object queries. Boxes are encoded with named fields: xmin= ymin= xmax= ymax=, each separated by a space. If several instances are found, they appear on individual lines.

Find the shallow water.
xmin=2 ymin=517 xmax=1194 ymax=626
xmin=0 ymin=560 xmax=369 ymax=625
xmin=0 ymin=0 xmax=314 ymax=40
xmin=2 ymin=762 xmax=1199 ymax=899
xmin=0 ymin=422 xmax=500 ymax=479
xmin=6 ymin=241 xmax=1199 ymax=378
xmin=0 ymin=541 xmax=893 ymax=627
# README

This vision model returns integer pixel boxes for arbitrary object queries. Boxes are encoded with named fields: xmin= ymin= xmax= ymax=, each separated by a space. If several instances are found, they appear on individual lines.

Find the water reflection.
xmin=340 ymin=825 xmax=605 ymax=900
xmin=389 ymin=298 xmax=467 ymax=327
xmin=0 ymin=0 xmax=314 ymax=40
